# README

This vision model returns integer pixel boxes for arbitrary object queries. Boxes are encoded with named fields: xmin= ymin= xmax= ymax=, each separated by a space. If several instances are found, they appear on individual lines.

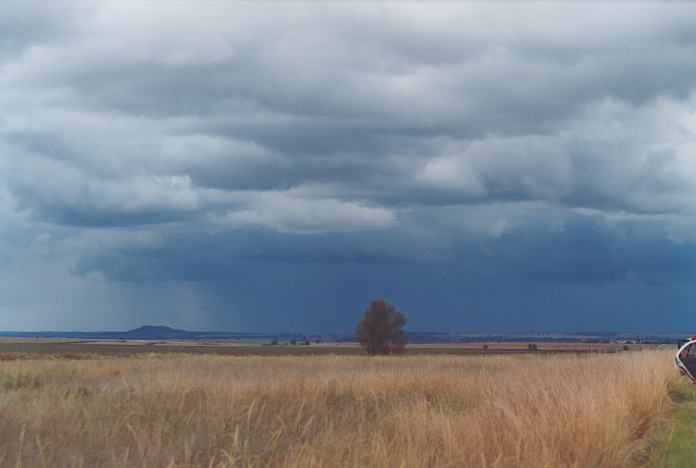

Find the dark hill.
xmin=124 ymin=325 xmax=195 ymax=339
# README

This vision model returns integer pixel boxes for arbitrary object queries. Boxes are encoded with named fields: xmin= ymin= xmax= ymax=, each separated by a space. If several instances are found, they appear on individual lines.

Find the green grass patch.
xmin=647 ymin=380 xmax=696 ymax=467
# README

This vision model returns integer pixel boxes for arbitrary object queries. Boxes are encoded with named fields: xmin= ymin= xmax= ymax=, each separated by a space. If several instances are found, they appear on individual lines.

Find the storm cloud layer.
xmin=2 ymin=2 xmax=696 ymax=332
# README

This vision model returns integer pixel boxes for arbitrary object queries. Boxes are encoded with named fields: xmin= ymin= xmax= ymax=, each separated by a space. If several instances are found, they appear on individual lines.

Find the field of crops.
xmin=0 ymin=349 xmax=680 ymax=467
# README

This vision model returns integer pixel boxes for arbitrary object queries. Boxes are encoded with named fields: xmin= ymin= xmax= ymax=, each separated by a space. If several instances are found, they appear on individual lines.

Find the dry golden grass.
xmin=0 ymin=350 xmax=680 ymax=467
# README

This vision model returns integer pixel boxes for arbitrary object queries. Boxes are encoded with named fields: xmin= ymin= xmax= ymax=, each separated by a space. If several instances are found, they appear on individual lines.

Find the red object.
xmin=690 ymin=335 xmax=696 ymax=341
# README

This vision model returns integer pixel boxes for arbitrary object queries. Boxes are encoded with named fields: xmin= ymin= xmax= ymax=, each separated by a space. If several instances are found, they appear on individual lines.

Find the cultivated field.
xmin=0 ymin=339 xmax=646 ymax=358
xmin=0 ymin=349 xmax=681 ymax=467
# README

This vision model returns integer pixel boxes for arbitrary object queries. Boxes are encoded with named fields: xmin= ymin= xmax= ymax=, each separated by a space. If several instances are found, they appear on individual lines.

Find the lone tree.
xmin=356 ymin=299 xmax=407 ymax=355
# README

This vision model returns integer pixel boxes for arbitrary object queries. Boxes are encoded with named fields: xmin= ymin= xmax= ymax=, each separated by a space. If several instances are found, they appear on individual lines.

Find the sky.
xmin=2 ymin=2 xmax=696 ymax=332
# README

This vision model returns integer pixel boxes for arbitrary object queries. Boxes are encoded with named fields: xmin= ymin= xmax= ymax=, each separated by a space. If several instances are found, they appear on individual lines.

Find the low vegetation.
xmin=647 ymin=380 xmax=696 ymax=466
xmin=0 ymin=350 xmax=680 ymax=467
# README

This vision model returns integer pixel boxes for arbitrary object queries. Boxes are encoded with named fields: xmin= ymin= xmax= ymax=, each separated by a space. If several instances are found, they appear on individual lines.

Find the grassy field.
xmin=0 ymin=339 xmax=644 ymax=359
xmin=0 ymin=349 xmax=681 ymax=467
xmin=647 ymin=380 xmax=696 ymax=466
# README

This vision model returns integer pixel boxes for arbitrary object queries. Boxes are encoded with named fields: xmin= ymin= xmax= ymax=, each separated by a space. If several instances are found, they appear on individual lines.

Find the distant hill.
xmin=123 ymin=325 xmax=194 ymax=339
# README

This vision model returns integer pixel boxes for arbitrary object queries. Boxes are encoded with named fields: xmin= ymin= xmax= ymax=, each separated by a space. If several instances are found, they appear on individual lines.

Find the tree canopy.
xmin=356 ymin=299 xmax=407 ymax=355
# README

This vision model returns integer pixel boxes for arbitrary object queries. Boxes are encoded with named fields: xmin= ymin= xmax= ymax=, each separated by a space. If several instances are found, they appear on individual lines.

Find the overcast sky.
xmin=2 ymin=2 xmax=696 ymax=332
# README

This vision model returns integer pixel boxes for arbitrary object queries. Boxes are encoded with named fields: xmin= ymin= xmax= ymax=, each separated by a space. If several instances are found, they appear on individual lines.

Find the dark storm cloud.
xmin=67 ymin=205 xmax=696 ymax=291
xmin=3 ymin=1 xmax=696 ymax=331
xmin=5 ymin=2 xmax=696 ymax=217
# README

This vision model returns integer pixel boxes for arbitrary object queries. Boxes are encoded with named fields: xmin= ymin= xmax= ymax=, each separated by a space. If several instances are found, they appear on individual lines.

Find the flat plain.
xmin=0 ymin=344 xmax=682 ymax=467
xmin=0 ymin=338 xmax=648 ymax=358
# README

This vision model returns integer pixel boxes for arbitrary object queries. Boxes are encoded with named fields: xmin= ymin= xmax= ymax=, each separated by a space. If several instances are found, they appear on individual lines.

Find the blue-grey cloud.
xmin=2 ymin=1 xmax=696 ymax=332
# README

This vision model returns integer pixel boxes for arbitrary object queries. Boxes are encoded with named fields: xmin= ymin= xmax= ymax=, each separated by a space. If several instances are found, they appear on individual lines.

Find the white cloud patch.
xmin=219 ymin=193 xmax=395 ymax=234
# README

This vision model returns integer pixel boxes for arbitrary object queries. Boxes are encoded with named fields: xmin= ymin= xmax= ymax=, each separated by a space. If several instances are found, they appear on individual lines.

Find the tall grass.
xmin=0 ymin=351 xmax=679 ymax=467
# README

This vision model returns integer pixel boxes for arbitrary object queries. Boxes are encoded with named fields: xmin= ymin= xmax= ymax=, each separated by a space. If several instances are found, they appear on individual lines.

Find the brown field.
xmin=0 ymin=338 xmax=652 ymax=359
xmin=0 ymin=349 xmax=681 ymax=467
